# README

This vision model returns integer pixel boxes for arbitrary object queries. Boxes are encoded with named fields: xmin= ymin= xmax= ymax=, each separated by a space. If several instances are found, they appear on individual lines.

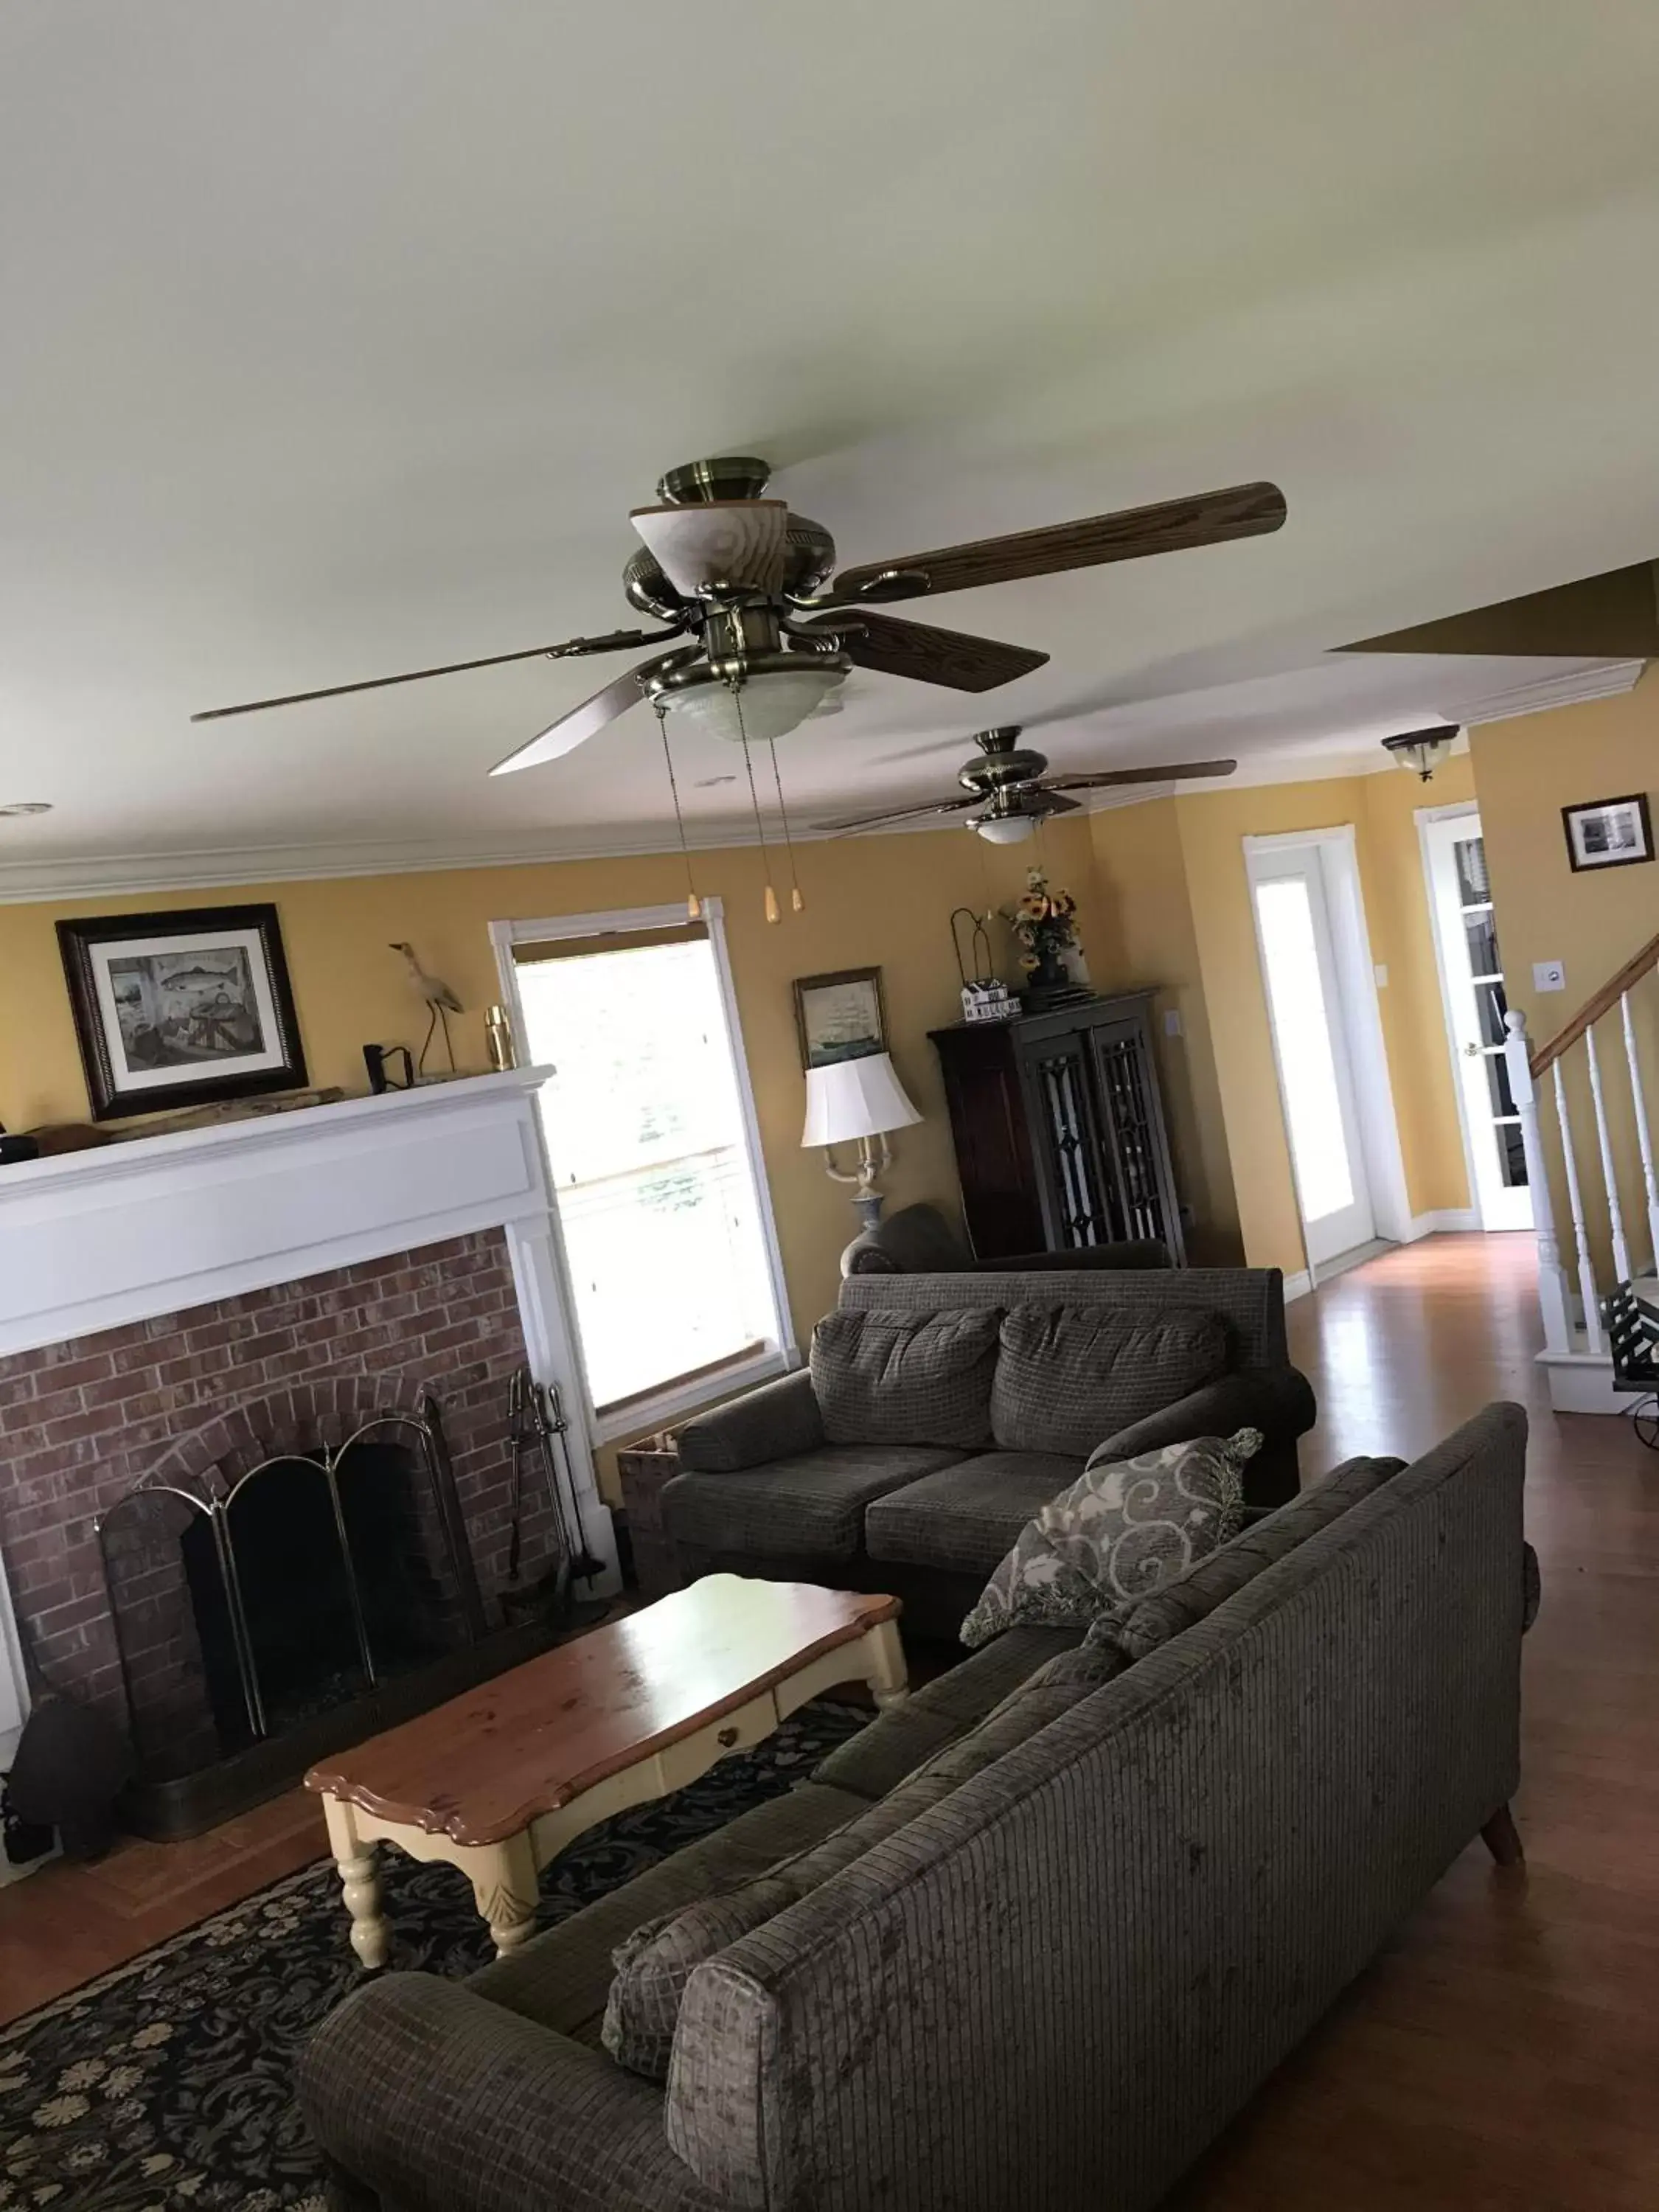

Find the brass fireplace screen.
xmin=95 ymin=1399 xmax=493 ymax=1775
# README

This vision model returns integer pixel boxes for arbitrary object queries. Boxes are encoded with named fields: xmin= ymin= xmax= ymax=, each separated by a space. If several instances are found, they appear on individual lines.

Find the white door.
xmin=1422 ymin=812 xmax=1533 ymax=1232
xmin=1249 ymin=844 xmax=1377 ymax=1267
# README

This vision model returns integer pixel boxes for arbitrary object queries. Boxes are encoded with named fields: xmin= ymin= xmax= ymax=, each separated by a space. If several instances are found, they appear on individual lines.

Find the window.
xmin=496 ymin=902 xmax=791 ymax=1433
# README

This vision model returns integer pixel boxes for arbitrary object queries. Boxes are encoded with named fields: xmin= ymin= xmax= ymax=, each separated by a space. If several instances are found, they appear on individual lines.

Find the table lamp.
xmin=801 ymin=1051 xmax=922 ymax=1233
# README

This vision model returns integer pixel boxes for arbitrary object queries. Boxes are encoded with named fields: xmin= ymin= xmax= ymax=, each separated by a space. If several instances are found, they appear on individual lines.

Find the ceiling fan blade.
xmin=1043 ymin=758 xmax=1237 ymax=791
xmin=1033 ymin=789 xmax=1081 ymax=815
xmin=489 ymin=662 xmax=657 ymax=777
xmin=832 ymin=482 xmax=1287 ymax=605
xmin=801 ymin=610 xmax=1047 ymax=692
xmin=190 ymin=627 xmax=678 ymax=723
xmin=813 ymin=794 xmax=981 ymax=835
xmin=630 ymin=500 xmax=789 ymax=597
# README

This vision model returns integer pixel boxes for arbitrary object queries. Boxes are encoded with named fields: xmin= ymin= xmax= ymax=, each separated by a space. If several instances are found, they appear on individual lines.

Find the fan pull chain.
xmin=654 ymin=700 xmax=703 ymax=919
xmin=765 ymin=733 xmax=805 ymax=913
xmin=729 ymin=681 xmax=781 ymax=924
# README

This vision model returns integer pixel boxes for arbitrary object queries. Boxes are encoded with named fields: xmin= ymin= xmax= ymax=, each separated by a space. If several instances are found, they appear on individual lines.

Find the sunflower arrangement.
xmin=1004 ymin=869 xmax=1079 ymax=973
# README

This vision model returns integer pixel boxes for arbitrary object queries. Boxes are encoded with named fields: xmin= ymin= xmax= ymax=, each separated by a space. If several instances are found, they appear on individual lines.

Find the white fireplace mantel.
xmin=0 ymin=1066 xmax=619 ymax=1570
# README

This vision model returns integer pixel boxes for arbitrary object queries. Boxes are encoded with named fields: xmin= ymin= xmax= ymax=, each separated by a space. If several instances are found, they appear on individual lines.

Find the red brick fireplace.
xmin=0 ymin=1071 xmax=619 ymax=1844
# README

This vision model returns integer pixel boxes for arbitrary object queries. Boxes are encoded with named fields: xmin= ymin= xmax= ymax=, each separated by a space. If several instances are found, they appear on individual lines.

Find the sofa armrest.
xmin=1091 ymin=1365 xmax=1317 ymax=1465
xmin=675 ymin=1367 xmax=825 ymax=1472
xmin=299 ymin=1973 xmax=718 ymax=2212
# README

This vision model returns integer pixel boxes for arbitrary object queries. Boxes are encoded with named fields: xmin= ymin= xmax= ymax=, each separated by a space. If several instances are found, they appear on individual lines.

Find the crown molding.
xmin=4 ymin=661 xmax=1641 ymax=902
xmin=1455 ymin=658 xmax=1646 ymax=727
xmin=0 ymin=821 xmax=801 ymax=905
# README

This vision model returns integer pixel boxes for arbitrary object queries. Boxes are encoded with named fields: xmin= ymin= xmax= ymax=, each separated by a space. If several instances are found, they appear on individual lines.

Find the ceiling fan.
xmin=192 ymin=457 xmax=1287 ymax=775
xmin=815 ymin=726 xmax=1237 ymax=844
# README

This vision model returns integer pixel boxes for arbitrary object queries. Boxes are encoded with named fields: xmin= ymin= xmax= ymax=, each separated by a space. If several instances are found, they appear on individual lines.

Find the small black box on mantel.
xmin=615 ymin=1433 xmax=685 ymax=1599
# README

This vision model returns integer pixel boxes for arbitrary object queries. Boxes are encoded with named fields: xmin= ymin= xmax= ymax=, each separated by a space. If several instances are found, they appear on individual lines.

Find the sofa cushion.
xmin=864 ymin=1450 xmax=1083 ymax=1577
xmin=660 ymin=1443 xmax=960 ymax=1563
xmin=467 ymin=1779 xmax=866 ymax=2046
xmin=602 ymin=1641 xmax=1124 ymax=2081
xmin=990 ymin=1302 xmax=1228 ymax=1455
xmin=959 ymin=1428 xmax=1260 ymax=1649
xmin=810 ymin=1622 xmax=1085 ymax=1799
xmin=810 ymin=1307 xmax=1000 ymax=1449
xmin=1088 ymin=1452 xmax=1405 ymax=1663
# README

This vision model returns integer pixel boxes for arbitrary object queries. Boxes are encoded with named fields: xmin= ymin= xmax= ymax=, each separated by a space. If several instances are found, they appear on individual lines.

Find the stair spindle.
xmin=1584 ymin=1023 xmax=1631 ymax=1285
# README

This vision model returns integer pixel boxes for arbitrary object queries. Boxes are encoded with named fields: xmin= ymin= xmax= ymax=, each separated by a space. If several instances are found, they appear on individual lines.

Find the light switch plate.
xmin=1533 ymin=959 xmax=1566 ymax=992
xmin=1163 ymin=1009 xmax=1183 ymax=1037
xmin=1374 ymin=963 xmax=1388 ymax=987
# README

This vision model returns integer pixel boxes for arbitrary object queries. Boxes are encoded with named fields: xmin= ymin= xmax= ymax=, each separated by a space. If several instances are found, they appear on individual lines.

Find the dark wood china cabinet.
xmin=928 ymin=992 xmax=1185 ymax=1264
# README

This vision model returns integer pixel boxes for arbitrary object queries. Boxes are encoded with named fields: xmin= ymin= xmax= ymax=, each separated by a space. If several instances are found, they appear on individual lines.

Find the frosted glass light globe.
xmin=972 ymin=813 xmax=1038 ymax=844
xmin=663 ymin=666 xmax=848 ymax=745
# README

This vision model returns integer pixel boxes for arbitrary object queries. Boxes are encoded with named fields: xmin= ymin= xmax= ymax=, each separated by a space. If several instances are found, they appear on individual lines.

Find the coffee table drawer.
xmin=641 ymin=1689 xmax=781 ymax=1792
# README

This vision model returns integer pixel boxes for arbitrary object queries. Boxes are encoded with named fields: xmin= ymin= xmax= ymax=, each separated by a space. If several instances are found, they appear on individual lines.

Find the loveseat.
xmin=301 ymin=1402 xmax=1531 ymax=2212
xmin=664 ymin=1267 xmax=1315 ymax=1639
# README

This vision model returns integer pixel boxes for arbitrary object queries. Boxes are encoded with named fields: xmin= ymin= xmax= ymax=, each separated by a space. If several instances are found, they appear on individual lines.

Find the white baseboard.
xmin=1537 ymin=1349 xmax=1627 ymax=1415
xmin=1282 ymin=1269 xmax=1313 ymax=1304
xmin=1402 ymin=1208 xmax=1481 ymax=1240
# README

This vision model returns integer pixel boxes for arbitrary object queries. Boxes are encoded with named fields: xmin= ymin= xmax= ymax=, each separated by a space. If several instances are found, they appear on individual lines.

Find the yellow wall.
xmin=0 ymin=815 xmax=1102 ymax=1352
xmin=1091 ymin=762 xmax=1477 ymax=1279
xmin=1471 ymin=672 xmax=1659 ymax=1274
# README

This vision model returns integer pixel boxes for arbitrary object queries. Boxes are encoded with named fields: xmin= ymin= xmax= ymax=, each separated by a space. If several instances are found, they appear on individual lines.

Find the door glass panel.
xmin=1481 ymin=1049 xmax=1518 ymax=1120
xmin=1498 ymin=1121 xmax=1528 ymax=1186
xmin=1454 ymin=837 xmax=1491 ymax=905
xmin=1464 ymin=910 xmax=1501 ymax=980
xmin=1253 ymin=877 xmax=1355 ymax=1220
xmin=1442 ymin=830 xmax=1529 ymax=1206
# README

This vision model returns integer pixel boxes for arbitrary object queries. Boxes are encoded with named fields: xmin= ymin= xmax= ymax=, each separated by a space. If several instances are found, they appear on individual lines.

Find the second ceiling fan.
xmin=816 ymin=728 xmax=1237 ymax=844
xmin=192 ymin=456 xmax=1287 ymax=776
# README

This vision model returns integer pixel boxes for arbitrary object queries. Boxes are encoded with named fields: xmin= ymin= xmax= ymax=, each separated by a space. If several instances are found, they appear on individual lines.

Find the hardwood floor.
xmin=3 ymin=1233 xmax=1656 ymax=2205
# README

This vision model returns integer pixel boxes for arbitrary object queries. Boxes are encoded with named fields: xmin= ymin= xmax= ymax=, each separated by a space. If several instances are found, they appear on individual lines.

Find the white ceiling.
xmin=4 ymin=1 xmax=1659 ymax=889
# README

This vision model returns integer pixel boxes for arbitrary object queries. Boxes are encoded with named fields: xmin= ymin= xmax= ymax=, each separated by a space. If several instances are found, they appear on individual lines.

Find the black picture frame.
xmin=57 ymin=902 xmax=308 ymax=1121
xmin=792 ymin=967 xmax=888 ymax=1071
xmin=1562 ymin=793 xmax=1655 ymax=874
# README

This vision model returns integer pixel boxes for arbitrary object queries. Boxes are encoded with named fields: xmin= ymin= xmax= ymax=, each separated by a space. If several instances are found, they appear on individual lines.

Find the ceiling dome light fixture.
xmin=1381 ymin=724 xmax=1461 ymax=782
xmin=0 ymin=800 xmax=52 ymax=817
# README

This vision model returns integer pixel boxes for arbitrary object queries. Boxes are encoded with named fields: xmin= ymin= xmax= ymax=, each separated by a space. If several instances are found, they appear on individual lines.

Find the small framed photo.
xmin=1562 ymin=793 xmax=1654 ymax=874
xmin=58 ymin=903 xmax=307 ymax=1121
xmin=793 ymin=967 xmax=888 ymax=1071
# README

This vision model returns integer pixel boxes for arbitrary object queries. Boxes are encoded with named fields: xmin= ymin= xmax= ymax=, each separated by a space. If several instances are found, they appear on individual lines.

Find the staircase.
xmin=1504 ymin=929 xmax=1659 ymax=1411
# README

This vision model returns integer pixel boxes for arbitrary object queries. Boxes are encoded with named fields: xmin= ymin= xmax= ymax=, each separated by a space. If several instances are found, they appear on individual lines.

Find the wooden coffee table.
xmin=305 ymin=1576 xmax=905 ymax=1968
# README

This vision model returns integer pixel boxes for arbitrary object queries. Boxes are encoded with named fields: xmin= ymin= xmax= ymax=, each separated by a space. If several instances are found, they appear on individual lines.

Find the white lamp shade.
xmin=801 ymin=1051 xmax=922 ymax=1147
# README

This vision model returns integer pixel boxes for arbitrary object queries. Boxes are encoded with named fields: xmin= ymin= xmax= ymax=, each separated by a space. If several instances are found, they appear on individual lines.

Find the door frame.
xmin=1243 ymin=827 xmax=1413 ymax=1271
xmin=1415 ymin=801 xmax=1533 ymax=1233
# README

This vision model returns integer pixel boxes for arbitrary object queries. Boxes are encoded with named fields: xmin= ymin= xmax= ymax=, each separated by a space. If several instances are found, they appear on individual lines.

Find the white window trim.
xmin=489 ymin=898 xmax=799 ymax=1444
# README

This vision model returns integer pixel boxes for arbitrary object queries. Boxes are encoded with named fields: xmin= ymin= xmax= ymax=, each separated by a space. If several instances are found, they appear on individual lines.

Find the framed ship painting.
xmin=58 ymin=902 xmax=307 ymax=1120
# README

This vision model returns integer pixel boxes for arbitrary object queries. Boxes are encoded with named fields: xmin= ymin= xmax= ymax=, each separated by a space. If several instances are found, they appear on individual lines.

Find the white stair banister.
xmin=1504 ymin=1010 xmax=1573 ymax=1354
xmin=1584 ymin=1022 xmax=1632 ymax=1285
xmin=1619 ymin=988 xmax=1659 ymax=1270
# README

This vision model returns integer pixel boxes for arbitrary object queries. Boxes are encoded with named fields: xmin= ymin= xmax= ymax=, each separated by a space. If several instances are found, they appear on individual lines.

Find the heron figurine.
xmin=390 ymin=942 xmax=463 ymax=1073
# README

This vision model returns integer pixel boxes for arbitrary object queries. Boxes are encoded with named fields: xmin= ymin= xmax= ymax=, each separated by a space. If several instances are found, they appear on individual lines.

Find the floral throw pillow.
xmin=959 ymin=1429 xmax=1261 ymax=1650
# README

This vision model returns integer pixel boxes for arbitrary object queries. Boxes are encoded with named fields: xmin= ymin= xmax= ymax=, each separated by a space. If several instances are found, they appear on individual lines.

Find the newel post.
xmin=1505 ymin=1011 xmax=1573 ymax=1355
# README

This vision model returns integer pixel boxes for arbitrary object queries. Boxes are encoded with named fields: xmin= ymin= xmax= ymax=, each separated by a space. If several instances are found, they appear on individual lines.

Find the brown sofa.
xmin=663 ymin=1267 xmax=1315 ymax=1640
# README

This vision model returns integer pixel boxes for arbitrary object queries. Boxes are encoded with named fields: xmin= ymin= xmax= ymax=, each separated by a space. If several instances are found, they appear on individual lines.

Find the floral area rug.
xmin=1 ymin=1702 xmax=868 ymax=2212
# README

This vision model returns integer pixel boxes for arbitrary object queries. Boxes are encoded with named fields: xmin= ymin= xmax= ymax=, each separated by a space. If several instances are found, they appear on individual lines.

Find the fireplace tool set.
xmin=503 ymin=1366 xmax=607 ymax=1630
